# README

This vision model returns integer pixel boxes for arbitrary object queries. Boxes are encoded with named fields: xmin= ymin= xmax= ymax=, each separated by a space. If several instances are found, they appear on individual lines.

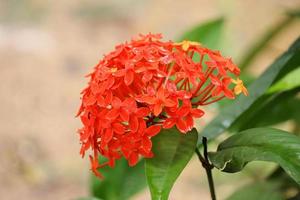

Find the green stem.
xmin=195 ymin=137 xmax=216 ymax=200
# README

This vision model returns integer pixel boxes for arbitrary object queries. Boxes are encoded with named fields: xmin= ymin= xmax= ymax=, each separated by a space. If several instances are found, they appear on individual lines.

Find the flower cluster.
xmin=76 ymin=33 xmax=248 ymax=177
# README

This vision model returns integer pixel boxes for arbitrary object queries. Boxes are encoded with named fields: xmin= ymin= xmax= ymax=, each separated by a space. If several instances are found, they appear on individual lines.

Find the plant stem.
xmin=195 ymin=137 xmax=217 ymax=200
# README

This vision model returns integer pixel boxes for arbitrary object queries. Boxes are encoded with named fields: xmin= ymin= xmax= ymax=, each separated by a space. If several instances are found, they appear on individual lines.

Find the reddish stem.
xmin=200 ymin=95 xmax=225 ymax=106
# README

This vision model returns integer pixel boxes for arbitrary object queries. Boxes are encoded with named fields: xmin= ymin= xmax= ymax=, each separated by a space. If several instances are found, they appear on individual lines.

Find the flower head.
xmin=77 ymin=33 xmax=247 ymax=177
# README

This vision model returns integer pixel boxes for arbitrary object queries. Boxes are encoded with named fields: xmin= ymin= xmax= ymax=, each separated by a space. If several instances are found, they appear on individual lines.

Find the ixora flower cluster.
xmin=76 ymin=33 xmax=248 ymax=178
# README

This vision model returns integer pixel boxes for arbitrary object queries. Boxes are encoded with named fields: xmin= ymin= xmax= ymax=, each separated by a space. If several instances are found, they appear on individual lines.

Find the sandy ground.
xmin=0 ymin=0 xmax=299 ymax=199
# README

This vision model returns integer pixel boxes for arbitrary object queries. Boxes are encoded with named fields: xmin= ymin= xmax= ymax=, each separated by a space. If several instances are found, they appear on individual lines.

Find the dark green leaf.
xmin=287 ymin=9 xmax=300 ymax=18
xmin=178 ymin=18 xmax=224 ymax=50
xmin=226 ymin=182 xmax=283 ymax=200
xmin=91 ymin=158 xmax=146 ymax=200
xmin=268 ymin=167 xmax=300 ymax=190
xmin=145 ymin=128 xmax=198 ymax=200
xmin=287 ymin=193 xmax=300 ymax=200
xmin=200 ymin=37 xmax=300 ymax=143
xmin=209 ymin=128 xmax=300 ymax=185
xmin=231 ymin=87 xmax=300 ymax=131
xmin=268 ymin=67 xmax=300 ymax=93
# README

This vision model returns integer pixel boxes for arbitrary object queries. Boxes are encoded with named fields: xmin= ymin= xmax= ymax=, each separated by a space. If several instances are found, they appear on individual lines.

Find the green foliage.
xmin=91 ymin=158 xmax=146 ymax=200
xmin=268 ymin=67 xmax=300 ymax=93
xmin=225 ymin=182 xmax=284 ymax=200
xmin=145 ymin=128 xmax=198 ymax=200
xmin=235 ymin=88 xmax=300 ymax=130
xmin=178 ymin=18 xmax=224 ymax=50
xmin=199 ymin=37 xmax=300 ymax=144
xmin=209 ymin=128 xmax=300 ymax=185
xmin=268 ymin=167 xmax=300 ymax=190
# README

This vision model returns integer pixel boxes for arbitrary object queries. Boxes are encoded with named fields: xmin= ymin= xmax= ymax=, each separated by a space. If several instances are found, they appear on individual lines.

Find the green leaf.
xmin=91 ymin=158 xmax=146 ymax=200
xmin=268 ymin=67 xmax=300 ymax=93
xmin=145 ymin=128 xmax=198 ymax=200
xmin=268 ymin=167 xmax=300 ymax=190
xmin=231 ymin=87 xmax=300 ymax=131
xmin=287 ymin=9 xmax=300 ymax=18
xmin=288 ymin=193 xmax=300 ymax=200
xmin=209 ymin=128 xmax=300 ymax=185
xmin=178 ymin=18 xmax=224 ymax=50
xmin=226 ymin=182 xmax=284 ymax=200
xmin=200 ymin=37 xmax=300 ymax=143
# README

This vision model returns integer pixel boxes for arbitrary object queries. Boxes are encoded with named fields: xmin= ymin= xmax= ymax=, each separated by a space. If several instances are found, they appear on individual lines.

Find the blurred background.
xmin=0 ymin=0 xmax=300 ymax=199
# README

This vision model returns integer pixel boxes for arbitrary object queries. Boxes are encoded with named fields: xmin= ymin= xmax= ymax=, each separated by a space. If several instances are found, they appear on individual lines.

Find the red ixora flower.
xmin=76 ymin=33 xmax=248 ymax=178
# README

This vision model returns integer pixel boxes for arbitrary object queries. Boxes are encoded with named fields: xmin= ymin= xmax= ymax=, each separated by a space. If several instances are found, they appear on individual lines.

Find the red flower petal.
xmin=136 ymin=96 xmax=156 ymax=104
xmin=142 ymin=72 xmax=153 ymax=82
xmin=185 ymin=115 xmax=194 ymax=131
xmin=85 ymin=95 xmax=97 ymax=105
xmin=103 ymin=129 xmax=113 ymax=143
xmin=80 ymin=116 xmax=90 ymax=126
xmin=191 ymin=109 xmax=205 ymax=118
xmin=176 ymin=118 xmax=188 ymax=133
xmin=136 ymin=107 xmax=150 ymax=117
xmin=176 ymin=106 xmax=190 ymax=116
xmin=120 ymin=108 xmax=130 ymax=121
xmin=222 ymin=77 xmax=232 ymax=86
xmin=106 ymin=108 xmax=119 ymax=120
xmin=125 ymin=70 xmax=134 ymax=85
xmin=141 ymin=136 xmax=152 ymax=153
xmin=89 ymin=155 xmax=103 ymax=178
xmin=138 ymin=120 xmax=147 ymax=133
xmin=105 ymin=92 xmax=113 ymax=105
xmin=112 ymin=123 xmax=125 ymax=134
xmin=129 ymin=115 xmax=139 ymax=132
xmin=80 ymin=129 xmax=91 ymax=141
xmin=157 ymin=87 xmax=165 ymax=99
xmin=145 ymin=125 xmax=161 ymax=137
xmin=153 ymin=102 xmax=163 ymax=116
xmin=128 ymin=152 xmax=139 ymax=166
xmin=163 ymin=118 xmax=176 ymax=129
xmin=108 ymin=156 xmax=116 ymax=167
xmin=112 ymin=97 xmax=122 ymax=108
xmin=164 ymin=98 xmax=177 ymax=107
xmin=223 ymin=88 xmax=235 ymax=99
xmin=97 ymin=95 xmax=105 ymax=107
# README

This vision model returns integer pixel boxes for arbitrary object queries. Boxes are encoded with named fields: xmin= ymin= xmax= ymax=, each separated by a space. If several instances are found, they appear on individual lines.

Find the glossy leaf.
xmin=268 ymin=67 xmax=300 ymax=93
xmin=145 ymin=128 xmax=198 ymax=200
xmin=226 ymin=182 xmax=283 ymax=200
xmin=200 ymin=37 xmax=300 ymax=143
xmin=231 ymin=87 xmax=300 ymax=131
xmin=178 ymin=18 xmax=224 ymax=50
xmin=209 ymin=128 xmax=300 ymax=185
xmin=91 ymin=158 xmax=146 ymax=200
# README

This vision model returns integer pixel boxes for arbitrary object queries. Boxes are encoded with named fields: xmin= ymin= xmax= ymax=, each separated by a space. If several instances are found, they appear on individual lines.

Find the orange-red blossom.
xmin=76 ymin=33 xmax=248 ymax=178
